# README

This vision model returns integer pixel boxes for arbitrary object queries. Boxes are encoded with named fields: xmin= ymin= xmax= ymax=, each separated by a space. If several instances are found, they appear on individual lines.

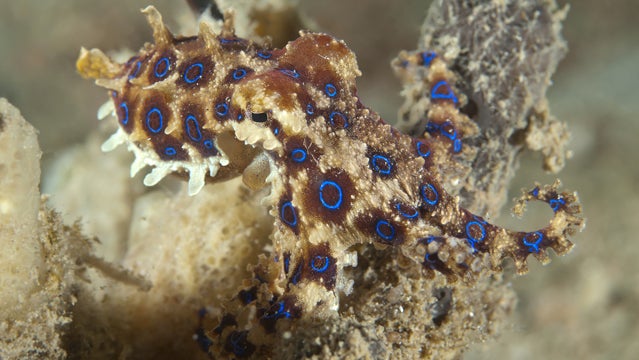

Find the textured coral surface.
xmin=0 ymin=0 xmax=637 ymax=359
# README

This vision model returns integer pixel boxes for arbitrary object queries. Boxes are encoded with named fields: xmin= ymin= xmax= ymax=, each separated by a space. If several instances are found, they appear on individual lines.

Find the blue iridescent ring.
xmin=420 ymin=183 xmax=439 ymax=206
xmin=203 ymin=139 xmax=214 ymax=149
xmin=145 ymin=107 xmax=163 ymax=133
xmin=153 ymin=57 xmax=170 ymax=78
xmin=164 ymin=146 xmax=177 ymax=156
xmin=523 ymin=231 xmax=544 ymax=253
xmin=319 ymin=180 xmax=343 ymax=210
xmin=119 ymin=102 xmax=129 ymax=125
xmin=375 ymin=220 xmax=396 ymax=241
xmin=328 ymin=111 xmax=348 ymax=129
xmin=416 ymin=141 xmax=430 ymax=158
xmin=257 ymin=51 xmax=272 ymax=59
xmin=549 ymin=197 xmax=566 ymax=212
xmin=215 ymin=103 xmax=229 ymax=116
xmin=184 ymin=114 xmax=203 ymax=142
xmin=305 ymin=103 xmax=315 ymax=115
xmin=430 ymin=80 xmax=459 ymax=105
xmin=395 ymin=203 xmax=418 ymax=219
xmin=183 ymin=63 xmax=204 ymax=84
xmin=421 ymin=51 xmax=437 ymax=66
xmin=280 ymin=201 xmax=298 ymax=227
xmin=232 ymin=68 xmax=247 ymax=80
xmin=128 ymin=60 xmax=141 ymax=80
xmin=311 ymin=255 xmax=330 ymax=272
xmin=324 ymin=83 xmax=337 ymax=97
xmin=291 ymin=148 xmax=307 ymax=163
xmin=465 ymin=221 xmax=486 ymax=243
xmin=370 ymin=154 xmax=393 ymax=175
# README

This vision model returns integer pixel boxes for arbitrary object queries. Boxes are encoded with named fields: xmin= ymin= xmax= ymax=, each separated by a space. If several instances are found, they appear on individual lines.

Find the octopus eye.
xmin=251 ymin=112 xmax=268 ymax=123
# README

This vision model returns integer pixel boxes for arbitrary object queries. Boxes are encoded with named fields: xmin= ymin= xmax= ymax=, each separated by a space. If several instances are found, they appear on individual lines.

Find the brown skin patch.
xmin=278 ymin=194 xmax=299 ymax=235
xmin=176 ymin=55 xmax=215 ymax=89
xmin=146 ymin=50 xmax=176 ymax=83
xmin=281 ymin=136 xmax=322 ymax=173
xmin=302 ymin=243 xmax=337 ymax=290
xmin=152 ymin=135 xmax=190 ymax=161
xmin=111 ymin=91 xmax=134 ymax=133
xmin=302 ymin=168 xmax=355 ymax=224
xmin=179 ymin=102 xmax=219 ymax=157
xmin=224 ymin=66 xmax=255 ymax=84
xmin=355 ymin=209 xmax=406 ymax=246
xmin=140 ymin=91 xmax=171 ymax=137
xmin=259 ymin=70 xmax=302 ymax=111
xmin=366 ymin=148 xmax=396 ymax=179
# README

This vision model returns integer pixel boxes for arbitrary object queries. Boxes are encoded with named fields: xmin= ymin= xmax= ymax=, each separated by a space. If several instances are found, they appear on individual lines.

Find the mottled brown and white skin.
xmin=77 ymin=6 xmax=583 ymax=358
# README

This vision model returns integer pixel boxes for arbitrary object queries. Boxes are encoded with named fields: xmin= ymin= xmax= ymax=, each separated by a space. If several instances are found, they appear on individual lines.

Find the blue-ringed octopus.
xmin=76 ymin=6 xmax=583 ymax=358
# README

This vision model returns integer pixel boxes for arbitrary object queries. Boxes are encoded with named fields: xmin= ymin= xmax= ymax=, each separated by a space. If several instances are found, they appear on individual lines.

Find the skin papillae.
xmin=77 ymin=6 xmax=583 ymax=358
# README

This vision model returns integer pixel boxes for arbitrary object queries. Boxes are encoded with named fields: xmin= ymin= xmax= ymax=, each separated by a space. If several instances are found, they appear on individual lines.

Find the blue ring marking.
xmin=283 ymin=255 xmax=290 ymax=274
xmin=370 ymin=154 xmax=393 ymax=175
xmin=431 ymin=80 xmax=459 ymax=105
xmin=416 ymin=141 xmax=431 ymax=158
xmin=421 ymin=51 xmax=437 ymax=66
xmin=319 ymin=180 xmax=343 ymax=210
xmin=273 ymin=127 xmax=280 ymax=135
xmin=257 ymin=51 xmax=272 ymax=59
xmin=311 ymin=255 xmax=330 ymax=273
xmin=530 ymin=187 xmax=540 ymax=197
xmin=523 ymin=231 xmax=544 ymax=253
xmin=183 ymin=62 xmax=204 ymax=84
xmin=453 ymin=139 xmax=462 ymax=153
xmin=203 ymin=139 xmax=214 ymax=149
xmin=324 ymin=83 xmax=337 ymax=97
xmin=261 ymin=301 xmax=291 ymax=320
xmin=424 ymin=253 xmax=436 ymax=264
xmin=425 ymin=121 xmax=439 ymax=133
xmin=119 ymin=102 xmax=129 ymax=125
xmin=232 ymin=68 xmax=247 ymax=80
xmin=306 ymin=103 xmax=315 ymax=115
xmin=440 ymin=122 xmax=457 ymax=141
xmin=549 ymin=197 xmax=566 ymax=212
xmin=145 ymin=107 xmax=164 ymax=133
xmin=291 ymin=264 xmax=302 ymax=284
xmin=215 ymin=103 xmax=229 ymax=116
xmin=420 ymin=183 xmax=439 ymax=206
xmin=291 ymin=148 xmax=307 ymax=163
xmin=375 ymin=220 xmax=396 ymax=241
xmin=329 ymin=111 xmax=349 ymax=128
xmin=465 ymin=221 xmax=486 ymax=243
xmin=164 ymin=146 xmax=177 ymax=157
xmin=279 ymin=69 xmax=300 ymax=78
xmin=153 ymin=57 xmax=170 ymax=78
xmin=237 ymin=113 xmax=243 ymax=121
xmin=128 ymin=61 xmax=141 ymax=80
xmin=280 ymin=201 xmax=298 ymax=227
xmin=276 ymin=300 xmax=291 ymax=319
xmin=395 ymin=202 xmax=418 ymax=219
xmin=219 ymin=38 xmax=241 ymax=44
xmin=184 ymin=114 xmax=203 ymax=142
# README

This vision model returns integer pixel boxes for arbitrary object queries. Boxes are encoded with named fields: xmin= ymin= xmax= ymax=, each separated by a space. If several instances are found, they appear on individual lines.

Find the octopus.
xmin=77 ymin=6 xmax=583 ymax=358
